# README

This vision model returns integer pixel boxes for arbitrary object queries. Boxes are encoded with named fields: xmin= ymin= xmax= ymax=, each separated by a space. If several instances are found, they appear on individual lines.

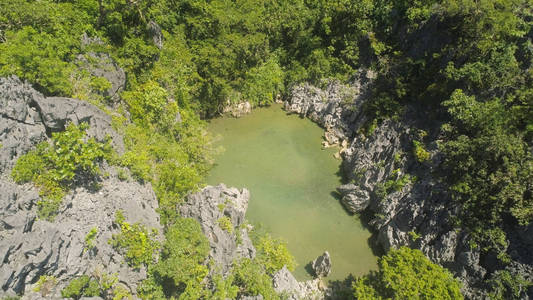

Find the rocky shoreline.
xmin=0 ymin=76 xmax=322 ymax=299
xmin=284 ymin=69 xmax=533 ymax=299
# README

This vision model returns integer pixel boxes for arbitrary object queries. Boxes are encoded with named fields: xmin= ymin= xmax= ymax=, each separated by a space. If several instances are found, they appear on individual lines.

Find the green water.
xmin=207 ymin=104 xmax=377 ymax=281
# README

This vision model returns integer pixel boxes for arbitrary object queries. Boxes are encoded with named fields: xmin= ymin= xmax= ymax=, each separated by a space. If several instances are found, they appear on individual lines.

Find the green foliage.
xmin=61 ymin=275 xmax=92 ymax=299
xmin=109 ymin=210 xmax=159 ymax=268
xmin=232 ymin=258 xmax=280 ymax=300
xmin=352 ymin=247 xmax=463 ymax=299
xmin=11 ymin=123 xmax=112 ymax=220
xmin=488 ymin=270 xmax=532 ymax=300
xmin=84 ymin=227 xmax=99 ymax=252
xmin=252 ymin=231 xmax=296 ymax=275
xmin=33 ymin=275 xmax=57 ymax=297
xmin=413 ymin=140 xmax=430 ymax=163
xmin=61 ymin=273 xmax=129 ymax=300
xmin=441 ymin=89 xmax=533 ymax=252
xmin=139 ymin=218 xmax=210 ymax=299
xmin=217 ymin=216 xmax=233 ymax=233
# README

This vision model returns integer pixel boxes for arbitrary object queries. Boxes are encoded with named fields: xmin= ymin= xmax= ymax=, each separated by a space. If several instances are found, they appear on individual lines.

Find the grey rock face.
xmin=0 ymin=153 xmax=161 ymax=299
xmin=147 ymin=21 xmax=163 ymax=49
xmin=311 ymin=252 xmax=332 ymax=278
xmin=0 ymin=77 xmax=48 ymax=173
xmin=180 ymin=184 xmax=256 ymax=275
xmin=284 ymin=70 xmax=506 ymax=297
xmin=285 ymin=69 xmax=375 ymax=146
xmin=0 ymin=76 xmax=124 ymax=164
xmin=75 ymin=52 xmax=126 ymax=103
xmin=272 ymin=266 xmax=322 ymax=300
xmin=223 ymin=101 xmax=252 ymax=118
xmin=35 ymin=96 xmax=124 ymax=153
xmin=0 ymin=76 xmax=160 ymax=298
xmin=337 ymin=184 xmax=370 ymax=213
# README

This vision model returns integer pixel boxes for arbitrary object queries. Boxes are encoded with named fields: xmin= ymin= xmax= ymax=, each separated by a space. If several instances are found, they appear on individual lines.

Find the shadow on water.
xmin=304 ymin=262 xmax=315 ymax=277
xmin=330 ymin=189 xmax=384 ymax=258
xmin=327 ymin=274 xmax=357 ymax=299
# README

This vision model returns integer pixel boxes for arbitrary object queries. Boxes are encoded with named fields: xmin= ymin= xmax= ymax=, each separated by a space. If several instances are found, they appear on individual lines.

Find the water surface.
xmin=207 ymin=104 xmax=377 ymax=281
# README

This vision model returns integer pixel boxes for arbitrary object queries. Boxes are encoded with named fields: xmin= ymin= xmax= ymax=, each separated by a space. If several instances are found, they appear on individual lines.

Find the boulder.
xmin=311 ymin=252 xmax=332 ymax=278
xmin=337 ymin=184 xmax=370 ymax=213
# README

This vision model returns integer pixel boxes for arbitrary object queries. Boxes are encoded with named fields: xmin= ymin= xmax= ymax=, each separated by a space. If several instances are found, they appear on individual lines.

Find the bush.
xmin=217 ymin=216 xmax=234 ymax=233
xmin=11 ymin=123 xmax=112 ymax=220
xmin=232 ymin=258 xmax=280 ymax=300
xmin=140 ymin=218 xmax=210 ymax=299
xmin=413 ymin=140 xmax=430 ymax=163
xmin=84 ymin=227 xmax=99 ymax=252
xmin=109 ymin=211 xmax=159 ymax=268
xmin=352 ymin=247 xmax=463 ymax=299
xmin=253 ymin=233 xmax=296 ymax=275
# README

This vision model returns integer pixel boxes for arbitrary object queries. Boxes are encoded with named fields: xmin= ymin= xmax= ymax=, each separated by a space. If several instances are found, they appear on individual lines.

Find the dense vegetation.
xmin=352 ymin=247 xmax=463 ymax=299
xmin=3 ymin=0 xmax=533 ymax=298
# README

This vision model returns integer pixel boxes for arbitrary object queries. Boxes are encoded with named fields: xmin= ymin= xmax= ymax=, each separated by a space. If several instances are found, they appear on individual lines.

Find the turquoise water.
xmin=207 ymin=104 xmax=377 ymax=281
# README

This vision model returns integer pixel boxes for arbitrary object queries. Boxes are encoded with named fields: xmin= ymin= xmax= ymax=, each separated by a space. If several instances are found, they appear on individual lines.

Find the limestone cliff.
xmin=285 ymin=71 xmax=533 ymax=299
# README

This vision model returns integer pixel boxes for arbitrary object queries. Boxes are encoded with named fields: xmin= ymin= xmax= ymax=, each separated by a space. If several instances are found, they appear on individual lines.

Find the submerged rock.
xmin=311 ymin=252 xmax=332 ymax=278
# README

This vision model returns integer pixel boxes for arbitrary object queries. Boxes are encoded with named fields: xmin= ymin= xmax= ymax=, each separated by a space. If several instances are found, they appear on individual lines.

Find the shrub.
xmin=109 ymin=210 xmax=159 ymax=268
xmin=140 ymin=218 xmax=210 ymax=299
xmin=352 ymin=247 xmax=463 ymax=299
xmin=251 ymin=230 xmax=296 ymax=275
xmin=232 ymin=258 xmax=280 ymax=300
xmin=413 ymin=140 xmax=430 ymax=163
xmin=84 ymin=227 xmax=98 ymax=252
xmin=217 ymin=216 xmax=233 ymax=233
xmin=11 ymin=123 xmax=112 ymax=220
xmin=33 ymin=275 xmax=57 ymax=297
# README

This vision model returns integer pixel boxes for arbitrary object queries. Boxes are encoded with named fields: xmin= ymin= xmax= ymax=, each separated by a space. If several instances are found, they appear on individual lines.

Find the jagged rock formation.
xmin=180 ymin=184 xmax=256 ymax=275
xmin=0 ymin=76 xmax=160 ymax=299
xmin=284 ymin=69 xmax=375 ymax=147
xmin=76 ymin=52 xmax=126 ymax=103
xmin=0 ymin=76 xmax=124 ymax=175
xmin=181 ymin=185 xmax=323 ymax=299
xmin=272 ymin=266 xmax=322 ymax=300
xmin=285 ymin=73 xmax=533 ymax=298
xmin=311 ymin=252 xmax=331 ymax=278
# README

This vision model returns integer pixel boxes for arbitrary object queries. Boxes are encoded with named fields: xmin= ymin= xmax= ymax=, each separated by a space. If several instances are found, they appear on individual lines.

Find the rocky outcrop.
xmin=75 ymin=52 xmax=126 ymax=103
xmin=272 ymin=266 xmax=322 ymax=300
xmin=0 ymin=170 xmax=162 ymax=299
xmin=147 ymin=21 xmax=163 ymax=49
xmin=0 ymin=76 xmax=125 ymax=171
xmin=180 ymin=184 xmax=256 ymax=275
xmin=223 ymin=101 xmax=252 ymax=118
xmin=181 ymin=185 xmax=323 ymax=299
xmin=0 ymin=76 xmax=160 ymax=299
xmin=285 ymin=69 xmax=375 ymax=147
xmin=311 ymin=252 xmax=332 ymax=278
xmin=284 ymin=72 xmax=529 ymax=298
